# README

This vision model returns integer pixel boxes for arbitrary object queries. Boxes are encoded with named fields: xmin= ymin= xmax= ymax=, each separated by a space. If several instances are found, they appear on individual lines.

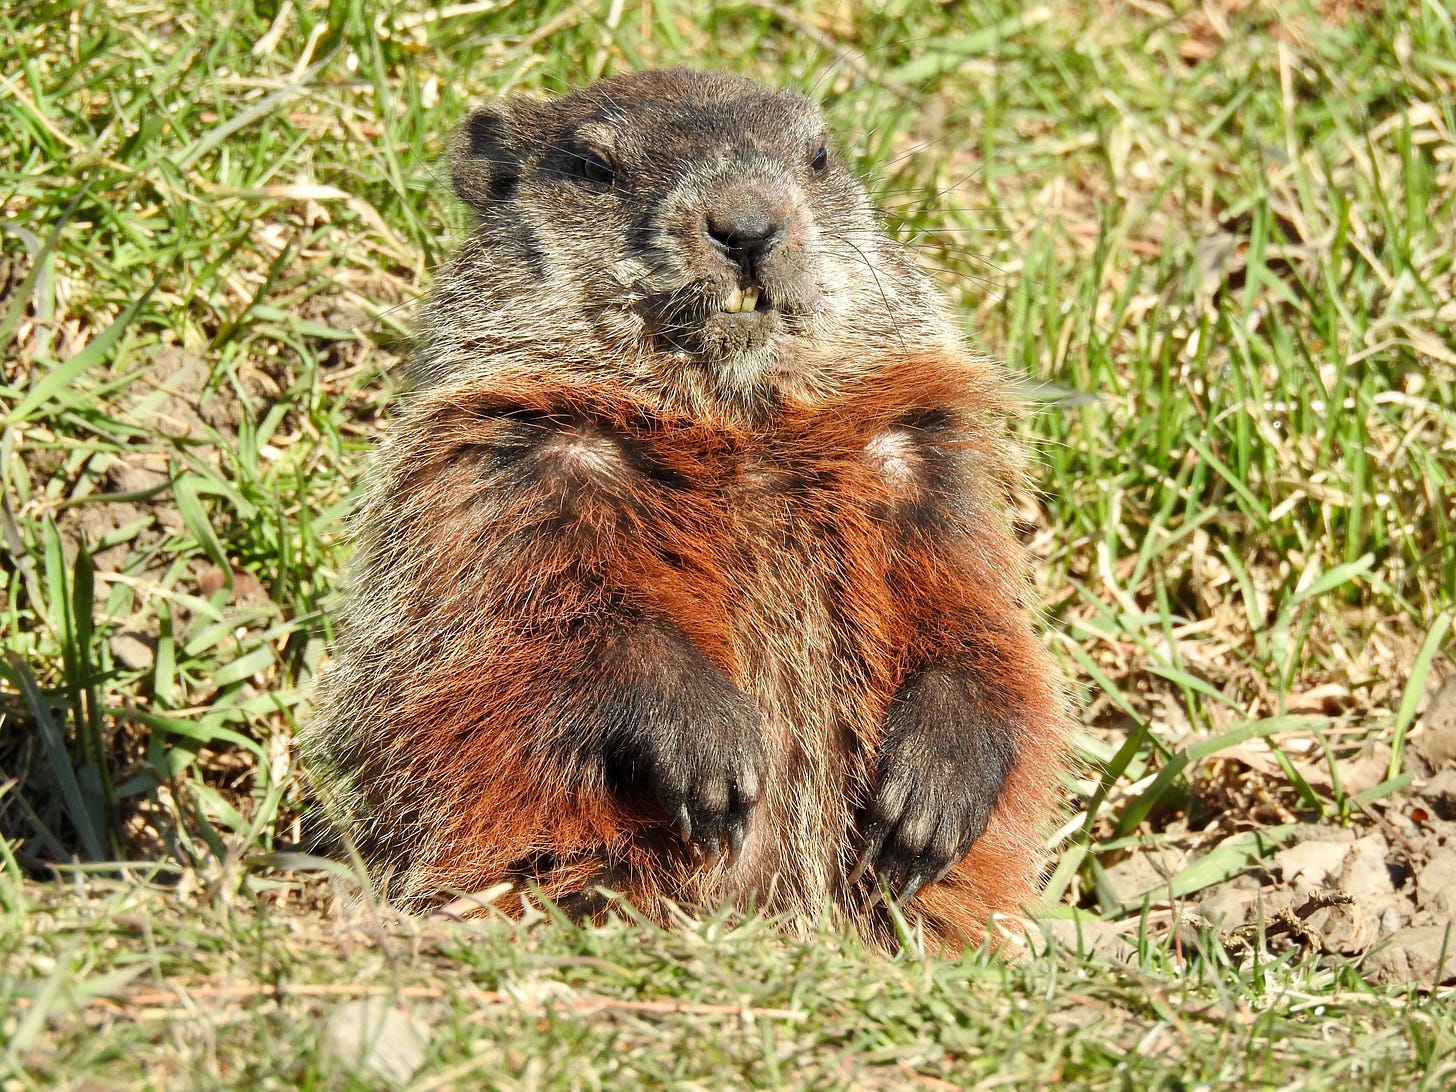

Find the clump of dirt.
xmin=1077 ymin=675 xmax=1456 ymax=985
xmin=1197 ymin=784 xmax=1456 ymax=986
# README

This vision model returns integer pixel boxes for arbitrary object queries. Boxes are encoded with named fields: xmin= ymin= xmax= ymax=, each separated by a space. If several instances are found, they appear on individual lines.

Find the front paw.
xmin=596 ymin=626 xmax=765 ymax=858
xmin=853 ymin=666 xmax=1018 ymax=901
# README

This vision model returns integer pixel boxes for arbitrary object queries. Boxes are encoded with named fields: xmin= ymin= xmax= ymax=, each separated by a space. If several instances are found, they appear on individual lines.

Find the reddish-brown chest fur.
xmin=312 ymin=352 xmax=1064 ymax=947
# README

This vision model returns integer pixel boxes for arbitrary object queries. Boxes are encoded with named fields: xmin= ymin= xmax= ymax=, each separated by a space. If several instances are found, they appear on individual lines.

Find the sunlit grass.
xmin=2 ymin=0 xmax=1453 ymax=1085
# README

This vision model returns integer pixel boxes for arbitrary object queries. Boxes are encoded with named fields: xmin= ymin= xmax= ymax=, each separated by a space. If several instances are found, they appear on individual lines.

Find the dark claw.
xmin=896 ymin=870 xmax=927 ymax=904
xmin=727 ymin=817 xmax=748 ymax=862
xmin=848 ymin=822 xmax=888 ymax=887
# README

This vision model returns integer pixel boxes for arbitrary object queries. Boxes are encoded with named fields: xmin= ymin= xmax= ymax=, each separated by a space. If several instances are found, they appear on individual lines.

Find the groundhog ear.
xmin=451 ymin=101 xmax=531 ymax=208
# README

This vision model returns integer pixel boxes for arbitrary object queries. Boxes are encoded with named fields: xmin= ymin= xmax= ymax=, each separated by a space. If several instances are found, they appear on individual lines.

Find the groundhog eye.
xmin=810 ymin=144 xmax=828 ymax=175
xmin=580 ymin=151 xmax=614 ymax=186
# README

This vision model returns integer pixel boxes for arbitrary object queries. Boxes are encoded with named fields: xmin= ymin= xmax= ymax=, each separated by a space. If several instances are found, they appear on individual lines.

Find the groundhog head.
xmin=445 ymin=68 xmax=907 ymax=391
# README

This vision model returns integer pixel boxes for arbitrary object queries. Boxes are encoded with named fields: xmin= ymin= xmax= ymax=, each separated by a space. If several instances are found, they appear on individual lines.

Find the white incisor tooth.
xmin=725 ymin=287 xmax=745 ymax=313
xmin=742 ymin=287 xmax=760 ymax=311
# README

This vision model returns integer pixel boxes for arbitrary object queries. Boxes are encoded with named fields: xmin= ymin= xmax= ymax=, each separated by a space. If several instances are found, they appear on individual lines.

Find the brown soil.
xmin=1067 ymin=675 xmax=1456 ymax=985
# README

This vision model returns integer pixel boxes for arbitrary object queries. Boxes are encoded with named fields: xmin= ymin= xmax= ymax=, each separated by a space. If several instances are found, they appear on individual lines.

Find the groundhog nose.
xmin=703 ymin=199 xmax=785 ymax=271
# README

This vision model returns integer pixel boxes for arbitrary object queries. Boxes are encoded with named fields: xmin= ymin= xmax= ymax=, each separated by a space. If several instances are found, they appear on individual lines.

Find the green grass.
xmin=5 ymin=876 xmax=1453 ymax=1089
xmin=2 ymin=0 xmax=1454 ymax=1085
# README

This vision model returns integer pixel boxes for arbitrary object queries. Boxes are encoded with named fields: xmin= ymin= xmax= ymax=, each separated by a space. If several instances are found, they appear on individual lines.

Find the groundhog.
xmin=302 ymin=67 xmax=1070 ymax=950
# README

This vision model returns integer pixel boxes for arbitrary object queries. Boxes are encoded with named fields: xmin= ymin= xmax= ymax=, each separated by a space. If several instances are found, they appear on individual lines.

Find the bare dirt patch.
xmin=1084 ymin=675 xmax=1456 ymax=985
